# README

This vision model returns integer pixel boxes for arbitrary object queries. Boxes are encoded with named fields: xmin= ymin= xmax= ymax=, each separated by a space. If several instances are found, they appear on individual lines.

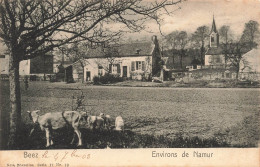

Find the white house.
xmin=0 ymin=54 xmax=30 ymax=75
xmin=239 ymin=47 xmax=260 ymax=81
xmin=0 ymin=44 xmax=53 ymax=79
xmin=70 ymin=36 xmax=162 ymax=82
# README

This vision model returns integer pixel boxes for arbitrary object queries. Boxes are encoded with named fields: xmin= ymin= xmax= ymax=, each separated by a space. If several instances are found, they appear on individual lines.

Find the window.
xmin=132 ymin=61 xmax=145 ymax=71
xmin=109 ymin=64 xmax=120 ymax=74
xmin=136 ymin=61 xmax=142 ymax=70
xmin=112 ymin=64 xmax=118 ymax=73
xmin=211 ymin=36 xmax=214 ymax=42
xmin=98 ymin=66 xmax=103 ymax=76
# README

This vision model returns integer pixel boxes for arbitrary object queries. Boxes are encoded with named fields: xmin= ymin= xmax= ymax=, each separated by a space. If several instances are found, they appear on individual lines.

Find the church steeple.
xmin=211 ymin=15 xmax=217 ymax=33
xmin=209 ymin=15 xmax=219 ymax=48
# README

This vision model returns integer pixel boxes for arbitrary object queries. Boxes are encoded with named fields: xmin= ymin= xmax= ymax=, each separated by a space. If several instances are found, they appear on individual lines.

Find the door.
xmin=86 ymin=71 xmax=91 ymax=81
xmin=123 ymin=66 xmax=127 ymax=77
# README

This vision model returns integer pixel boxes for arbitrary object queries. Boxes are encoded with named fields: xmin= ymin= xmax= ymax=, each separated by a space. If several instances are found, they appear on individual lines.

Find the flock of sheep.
xmin=27 ymin=110 xmax=124 ymax=147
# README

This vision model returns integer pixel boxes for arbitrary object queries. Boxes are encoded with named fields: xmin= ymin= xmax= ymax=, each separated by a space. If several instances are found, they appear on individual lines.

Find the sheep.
xmin=27 ymin=110 xmax=87 ymax=147
xmin=115 ymin=116 xmax=124 ymax=131
xmin=99 ymin=113 xmax=113 ymax=130
xmin=87 ymin=115 xmax=104 ymax=130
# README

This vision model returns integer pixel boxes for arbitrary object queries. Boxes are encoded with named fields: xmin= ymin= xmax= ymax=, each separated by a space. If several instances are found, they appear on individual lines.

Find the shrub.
xmin=93 ymin=73 xmax=123 ymax=84
xmin=66 ymin=78 xmax=75 ymax=84
xmin=29 ymin=75 xmax=37 ymax=81
xmin=48 ymin=75 xmax=56 ymax=82
xmin=93 ymin=76 xmax=101 ymax=85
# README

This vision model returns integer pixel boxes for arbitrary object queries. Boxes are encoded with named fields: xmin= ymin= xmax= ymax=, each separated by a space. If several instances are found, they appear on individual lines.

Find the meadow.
xmin=0 ymin=81 xmax=259 ymax=149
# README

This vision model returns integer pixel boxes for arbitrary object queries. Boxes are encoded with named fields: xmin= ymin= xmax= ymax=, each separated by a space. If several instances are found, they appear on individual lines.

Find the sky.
xmin=0 ymin=0 xmax=260 ymax=51
xmin=124 ymin=0 xmax=260 ymax=40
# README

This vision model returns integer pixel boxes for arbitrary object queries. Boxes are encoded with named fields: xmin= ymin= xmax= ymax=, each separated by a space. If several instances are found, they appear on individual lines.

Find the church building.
xmin=204 ymin=16 xmax=225 ymax=69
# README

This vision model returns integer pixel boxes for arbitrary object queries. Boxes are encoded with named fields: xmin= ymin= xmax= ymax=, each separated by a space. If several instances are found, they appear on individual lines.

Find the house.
xmin=0 ymin=54 xmax=30 ymax=76
xmin=239 ymin=47 xmax=260 ymax=81
xmin=0 ymin=44 xmax=53 ymax=79
xmin=69 ymin=35 xmax=162 ymax=82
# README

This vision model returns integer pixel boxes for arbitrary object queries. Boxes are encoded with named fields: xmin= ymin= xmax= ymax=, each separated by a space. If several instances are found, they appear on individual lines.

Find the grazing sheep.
xmin=27 ymin=110 xmax=87 ymax=147
xmin=99 ymin=113 xmax=112 ymax=130
xmin=87 ymin=115 xmax=104 ymax=130
xmin=115 ymin=116 xmax=124 ymax=131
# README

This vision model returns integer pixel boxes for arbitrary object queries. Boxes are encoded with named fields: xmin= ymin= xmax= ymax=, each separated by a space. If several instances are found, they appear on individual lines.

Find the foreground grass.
xmin=12 ymin=123 xmax=229 ymax=150
xmin=1 ymin=81 xmax=259 ymax=149
xmin=4 ymin=112 xmax=259 ymax=149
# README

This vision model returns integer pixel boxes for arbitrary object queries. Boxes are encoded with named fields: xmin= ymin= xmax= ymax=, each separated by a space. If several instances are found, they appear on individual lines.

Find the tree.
xmin=176 ymin=31 xmax=188 ymax=69
xmin=165 ymin=30 xmax=179 ymax=67
xmin=240 ymin=20 xmax=259 ymax=49
xmin=165 ymin=30 xmax=189 ymax=69
xmin=0 ymin=0 xmax=183 ymax=148
xmin=219 ymin=25 xmax=232 ymax=68
xmin=60 ymin=42 xmax=90 ymax=83
xmin=219 ymin=25 xmax=232 ymax=44
xmin=223 ymin=42 xmax=250 ymax=80
xmin=191 ymin=26 xmax=209 ymax=66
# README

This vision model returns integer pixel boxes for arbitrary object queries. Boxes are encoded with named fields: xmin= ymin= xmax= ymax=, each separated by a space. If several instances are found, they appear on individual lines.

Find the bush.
xmin=29 ymin=75 xmax=37 ymax=81
xmin=66 ymin=78 xmax=75 ymax=84
xmin=93 ymin=73 xmax=123 ymax=85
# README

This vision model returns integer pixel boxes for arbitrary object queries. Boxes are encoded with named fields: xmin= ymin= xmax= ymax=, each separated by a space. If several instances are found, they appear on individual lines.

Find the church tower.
xmin=209 ymin=16 xmax=219 ymax=48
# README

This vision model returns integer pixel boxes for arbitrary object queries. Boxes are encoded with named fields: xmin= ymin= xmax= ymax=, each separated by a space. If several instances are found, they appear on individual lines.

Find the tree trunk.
xmin=180 ymin=55 xmax=182 ymax=69
xmin=172 ymin=51 xmax=175 ymax=69
xmin=236 ymin=67 xmax=239 ymax=80
xmin=201 ymin=41 xmax=205 ymax=66
xmin=43 ymin=55 xmax=46 ymax=81
xmin=82 ymin=65 xmax=85 ymax=83
xmin=200 ymin=47 xmax=204 ymax=66
xmin=8 ymin=52 xmax=21 ymax=149
xmin=180 ymin=50 xmax=183 ymax=69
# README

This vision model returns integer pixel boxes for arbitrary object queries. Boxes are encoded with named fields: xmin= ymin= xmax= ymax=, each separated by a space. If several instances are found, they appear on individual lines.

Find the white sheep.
xmin=27 ymin=110 xmax=86 ymax=147
xmin=99 ymin=113 xmax=113 ymax=130
xmin=115 ymin=116 xmax=124 ymax=131
xmin=87 ymin=115 xmax=104 ymax=130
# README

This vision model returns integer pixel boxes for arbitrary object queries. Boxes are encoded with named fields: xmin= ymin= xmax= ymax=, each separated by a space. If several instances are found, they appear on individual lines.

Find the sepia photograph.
xmin=0 ymin=0 xmax=259 ymax=166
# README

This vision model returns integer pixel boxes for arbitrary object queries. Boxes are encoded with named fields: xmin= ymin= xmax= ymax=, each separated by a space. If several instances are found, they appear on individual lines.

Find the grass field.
xmin=0 ymin=81 xmax=259 ymax=149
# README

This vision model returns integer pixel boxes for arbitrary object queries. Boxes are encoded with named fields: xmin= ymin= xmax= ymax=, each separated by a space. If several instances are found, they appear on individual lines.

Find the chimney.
xmin=136 ymin=49 xmax=141 ymax=54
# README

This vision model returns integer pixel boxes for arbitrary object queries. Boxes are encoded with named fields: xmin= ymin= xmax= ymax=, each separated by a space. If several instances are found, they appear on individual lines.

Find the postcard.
xmin=0 ymin=0 xmax=259 ymax=166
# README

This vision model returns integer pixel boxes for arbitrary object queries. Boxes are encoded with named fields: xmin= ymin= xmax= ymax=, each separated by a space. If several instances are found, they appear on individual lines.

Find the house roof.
xmin=83 ymin=42 xmax=155 ymax=59
xmin=240 ymin=47 xmax=260 ymax=73
xmin=118 ymin=42 xmax=154 ymax=56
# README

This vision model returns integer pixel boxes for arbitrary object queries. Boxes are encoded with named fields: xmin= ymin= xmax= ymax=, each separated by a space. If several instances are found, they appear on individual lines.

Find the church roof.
xmin=210 ymin=17 xmax=218 ymax=34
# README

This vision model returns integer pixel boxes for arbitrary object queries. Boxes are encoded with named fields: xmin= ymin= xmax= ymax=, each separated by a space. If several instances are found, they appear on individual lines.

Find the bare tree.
xmin=0 ymin=0 xmax=183 ymax=148
xmin=93 ymin=45 xmax=120 ymax=74
xmin=219 ymin=25 xmax=232 ymax=68
xmin=60 ymin=42 xmax=89 ymax=83
xmin=103 ymin=46 xmax=119 ymax=73
xmin=191 ymin=26 xmax=209 ymax=66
